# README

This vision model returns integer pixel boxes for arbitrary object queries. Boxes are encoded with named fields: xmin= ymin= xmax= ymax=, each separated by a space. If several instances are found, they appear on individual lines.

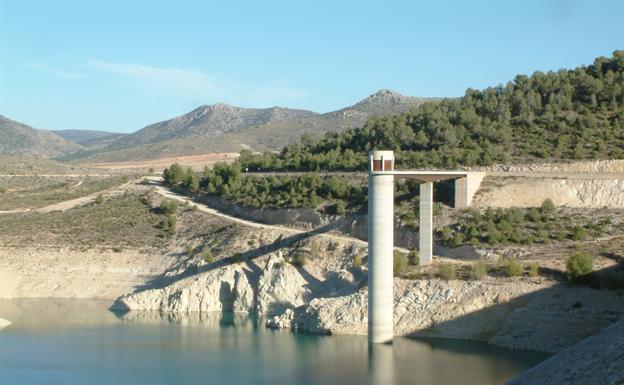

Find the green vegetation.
xmin=163 ymin=162 xmax=366 ymax=213
xmin=541 ymin=198 xmax=556 ymax=213
xmin=438 ymin=262 xmax=456 ymax=281
xmin=0 ymin=193 xmax=166 ymax=249
xmin=158 ymin=214 xmax=177 ymax=235
xmin=353 ymin=253 xmax=362 ymax=268
xmin=505 ymin=258 xmax=524 ymax=277
xmin=231 ymin=253 xmax=243 ymax=263
xmin=438 ymin=202 xmax=614 ymax=247
xmin=159 ymin=200 xmax=178 ymax=215
xmin=566 ymin=252 xmax=594 ymax=280
xmin=291 ymin=253 xmax=306 ymax=267
xmin=407 ymin=250 xmax=419 ymax=266
xmin=94 ymin=194 xmax=104 ymax=204
xmin=528 ymin=262 xmax=541 ymax=277
xmin=201 ymin=247 xmax=214 ymax=263
xmin=393 ymin=250 xmax=408 ymax=276
xmin=237 ymin=51 xmax=624 ymax=172
xmin=471 ymin=259 xmax=487 ymax=280
xmin=0 ymin=175 xmax=129 ymax=211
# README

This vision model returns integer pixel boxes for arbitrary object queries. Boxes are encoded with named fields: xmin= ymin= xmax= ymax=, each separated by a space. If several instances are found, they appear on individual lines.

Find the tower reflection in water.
xmin=368 ymin=343 xmax=395 ymax=385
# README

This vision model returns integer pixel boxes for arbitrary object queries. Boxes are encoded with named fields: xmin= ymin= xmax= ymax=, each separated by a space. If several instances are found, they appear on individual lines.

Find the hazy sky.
xmin=1 ymin=0 xmax=622 ymax=133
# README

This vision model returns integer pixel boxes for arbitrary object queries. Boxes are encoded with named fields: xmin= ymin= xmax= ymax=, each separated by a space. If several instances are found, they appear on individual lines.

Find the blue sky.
xmin=1 ymin=0 xmax=622 ymax=133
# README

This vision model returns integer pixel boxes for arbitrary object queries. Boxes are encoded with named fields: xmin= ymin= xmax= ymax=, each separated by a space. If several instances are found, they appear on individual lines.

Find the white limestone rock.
xmin=0 ymin=317 xmax=10 ymax=330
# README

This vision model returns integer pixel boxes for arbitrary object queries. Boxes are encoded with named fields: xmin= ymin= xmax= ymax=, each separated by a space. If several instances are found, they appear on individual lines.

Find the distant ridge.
xmin=0 ymin=114 xmax=81 ymax=158
xmin=53 ymin=129 xmax=127 ymax=146
xmin=67 ymin=90 xmax=433 ymax=162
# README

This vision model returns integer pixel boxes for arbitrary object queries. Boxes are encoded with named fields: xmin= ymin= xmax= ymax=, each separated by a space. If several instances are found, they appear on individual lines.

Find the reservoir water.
xmin=0 ymin=299 xmax=549 ymax=385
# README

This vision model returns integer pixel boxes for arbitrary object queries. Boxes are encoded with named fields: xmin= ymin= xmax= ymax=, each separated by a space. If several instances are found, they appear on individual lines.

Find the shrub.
xmin=536 ymin=229 xmax=550 ymax=244
xmin=0 ymin=187 xmax=6 ymax=194
xmin=528 ymin=262 xmax=540 ymax=277
xmin=112 ymin=246 xmax=123 ymax=253
xmin=232 ymin=253 xmax=244 ymax=263
xmin=393 ymin=251 xmax=408 ymax=276
xmin=526 ymin=208 xmax=541 ymax=222
xmin=140 ymin=178 xmax=150 ymax=185
xmin=353 ymin=253 xmax=362 ymax=268
xmin=159 ymin=200 xmax=178 ymax=215
xmin=566 ymin=252 xmax=594 ymax=279
xmin=291 ymin=254 xmax=306 ymax=267
xmin=158 ymin=214 xmax=177 ymax=234
xmin=571 ymin=225 xmax=588 ymax=241
xmin=408 ymin=250 xmax=419 ymax=266
xmin=439 ymin=263 xmax=456 ymax=281
xmin=95 ymin=194 xmax=104 ymax=204
xmin=201 ymin=247 xmax=214 ymax=263
xmin=505 ymin=258 xmax=524 ymax=277
xmin=333 ymin=200 xmax=347 ymax=215
xmin=471 ymin=260 xmax=487 ymax=280
xmin=541 ymin=198 xmax=556 ymax=213
xmin=185 ymin=244 xmax=194 ymax=255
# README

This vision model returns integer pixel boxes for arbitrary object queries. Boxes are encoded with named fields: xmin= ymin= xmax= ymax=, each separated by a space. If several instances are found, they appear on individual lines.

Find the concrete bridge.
xmin=367 ymin=150 xmax=484 ymax=344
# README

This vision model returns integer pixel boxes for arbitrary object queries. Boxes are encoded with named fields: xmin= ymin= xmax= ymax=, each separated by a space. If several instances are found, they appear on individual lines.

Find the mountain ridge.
xmin=64 ymin=89 xmax=433 ymax=162
xmin=0 ymin=114 xmax=81 ymax=158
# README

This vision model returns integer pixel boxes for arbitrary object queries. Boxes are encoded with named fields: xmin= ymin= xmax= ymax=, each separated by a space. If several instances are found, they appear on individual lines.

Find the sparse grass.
xmin=408 ymin=250 xmax=419 ymax=266
xmin=353 ymin=253 xmax=362 ymax=268
xmin=471 ymin=260 xmax=487 ymax=280
xmin=201 ymin=247 xmax=213 ymax=263
xmin=438 ymin=262 xmax=456 ymax=281
xmin=0 ymin=175 xmax=129 ymax=210
xmin=393 ymin=250 xmax=408 ymax=276
xmin=0 ymin=192 xmax=165 ymax=249
xmin=528 ymin=262 xmax=540 ymax=277
xmin=505 ymin=258 xmax=524 ymax=277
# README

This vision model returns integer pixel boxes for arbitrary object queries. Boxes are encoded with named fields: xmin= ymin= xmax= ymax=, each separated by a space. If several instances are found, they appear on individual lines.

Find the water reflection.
xmin=369 ymin=344 xmax=395 ymax=385
xmin=0 ymin=299 xmax=549 ymax=385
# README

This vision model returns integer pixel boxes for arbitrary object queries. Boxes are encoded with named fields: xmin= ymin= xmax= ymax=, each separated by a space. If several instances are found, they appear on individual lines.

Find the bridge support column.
xmin=368 ymin=151 xmax=394 ymax=344
xmin=419 ymin=181 xmax=433 ymax=265
xmin=454 ymin=177 xmax=469 ymax=208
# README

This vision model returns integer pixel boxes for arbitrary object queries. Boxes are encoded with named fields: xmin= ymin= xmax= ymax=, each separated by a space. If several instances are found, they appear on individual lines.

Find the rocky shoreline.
xmin=506 ymin=319 xmax=624 ymax=385
xmin=114 ymin=252 xmax=624 ymax=354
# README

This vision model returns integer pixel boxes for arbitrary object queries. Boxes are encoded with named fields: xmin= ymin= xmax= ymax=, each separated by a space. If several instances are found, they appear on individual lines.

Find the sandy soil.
xmin=80 ymin=152 xmax=239 ymax=171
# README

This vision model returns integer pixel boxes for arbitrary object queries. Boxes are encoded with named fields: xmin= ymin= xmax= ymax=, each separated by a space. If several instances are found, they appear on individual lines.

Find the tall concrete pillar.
xmin=419 ymin=181 xmax=433 ymax=265
xmin=454 ymin=177 xmax=468 ymax=208
xmin=368 ymin=150 xmax=394 ymax=344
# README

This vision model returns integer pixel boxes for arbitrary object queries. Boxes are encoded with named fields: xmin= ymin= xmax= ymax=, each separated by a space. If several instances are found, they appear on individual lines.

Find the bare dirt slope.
xmin=473 ymin=160 xmax=624 ymax=208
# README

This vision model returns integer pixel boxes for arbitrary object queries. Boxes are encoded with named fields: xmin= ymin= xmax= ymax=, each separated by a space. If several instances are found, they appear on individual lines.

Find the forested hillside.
xmin=238 ymin=51 xmax=624 ymax=171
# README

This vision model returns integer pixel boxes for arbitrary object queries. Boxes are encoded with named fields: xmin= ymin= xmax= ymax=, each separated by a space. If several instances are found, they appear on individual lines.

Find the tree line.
xmin=237 ymin=51 xmax=624 ymax=171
